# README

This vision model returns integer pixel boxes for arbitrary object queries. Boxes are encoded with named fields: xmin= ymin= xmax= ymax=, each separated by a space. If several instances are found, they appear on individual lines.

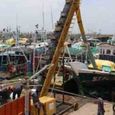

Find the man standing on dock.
xmin=31 ymin=88 xmax=43 ymax=115
xmin=13 ymin=80 xmax=23 ymax=99
xmin=97 ymin=98 xmax=105 ymax=115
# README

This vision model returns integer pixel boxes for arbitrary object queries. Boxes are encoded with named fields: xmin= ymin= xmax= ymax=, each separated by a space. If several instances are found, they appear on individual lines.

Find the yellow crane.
xmin=31 ymin=0 xmax=97 ymax=114
xmin=40 ymin=0 xmax=97 ymax=97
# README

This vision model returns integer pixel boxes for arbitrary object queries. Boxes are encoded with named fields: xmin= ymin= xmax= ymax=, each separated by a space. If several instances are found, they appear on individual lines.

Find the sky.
xmin=0 ymin=0 xmax=115 ymax=34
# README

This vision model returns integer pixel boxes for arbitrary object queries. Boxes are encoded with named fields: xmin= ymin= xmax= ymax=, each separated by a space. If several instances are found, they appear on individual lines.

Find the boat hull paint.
xmin=63 ymin=77 xmax=115 ymax=101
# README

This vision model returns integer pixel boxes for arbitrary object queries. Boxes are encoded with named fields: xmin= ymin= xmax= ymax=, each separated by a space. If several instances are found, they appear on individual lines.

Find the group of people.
xmin=0 ymin=83 xmax=23 ymax=105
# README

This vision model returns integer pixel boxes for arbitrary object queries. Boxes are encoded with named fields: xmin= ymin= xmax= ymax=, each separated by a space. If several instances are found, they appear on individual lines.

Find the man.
xmin=0 ymin=88 xmax=11 ymax=104
xmin=13 ymin=82 xmax=23 ymax=99
xmin=31 ymin=88 xmax=42 ymax=115
xmin=97 ymin=98 xmax=105 ymax=115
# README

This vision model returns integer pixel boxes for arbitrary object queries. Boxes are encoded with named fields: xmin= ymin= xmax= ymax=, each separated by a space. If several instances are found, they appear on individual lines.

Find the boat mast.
xmin=33 ymin=26 xmax=38 ymax=75
xmin=41 ymin=0 xmax=47 ymax=42
xmin=16 ymin=26 xmax=19 ymax=46
xmin=42 ymin=0 xmax=45 ymax=31
xmin=51 ymin=6 xmax=54 ymax=30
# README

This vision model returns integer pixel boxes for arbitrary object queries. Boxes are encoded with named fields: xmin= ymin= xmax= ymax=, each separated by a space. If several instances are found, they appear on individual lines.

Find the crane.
xmin=31 ymin=0 xmax=97 ymax=114
xmin=40 ymin=0 xmax=97 ymax=97
xmin=0 ymin=0 xmax=97 ymax=115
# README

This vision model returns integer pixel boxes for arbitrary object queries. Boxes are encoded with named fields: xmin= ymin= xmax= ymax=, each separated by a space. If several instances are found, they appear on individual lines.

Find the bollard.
xmin=113 ymin=104 xmax=115 ymax=115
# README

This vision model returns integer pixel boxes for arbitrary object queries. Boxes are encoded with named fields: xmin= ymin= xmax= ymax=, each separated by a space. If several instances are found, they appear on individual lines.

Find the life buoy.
xmin=8 ymin=64 xmax=16 ymax=73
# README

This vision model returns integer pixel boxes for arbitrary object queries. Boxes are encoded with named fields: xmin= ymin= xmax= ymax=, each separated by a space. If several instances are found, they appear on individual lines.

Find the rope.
xmin=49 ymin=62 xmax=62 ymax=97
xmin=35 ymin=54 xmax=42 ymax=73
xmin=65 ymin=46 xmax=73 ymax=62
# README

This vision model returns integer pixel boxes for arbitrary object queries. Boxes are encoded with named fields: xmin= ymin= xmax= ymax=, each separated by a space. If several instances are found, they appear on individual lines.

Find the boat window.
xmin=100 ymin=49 xmax=102 ymax=54
xmin=113 ymin=50 xmax=115 ymax=55
xmin=2 ymin=56 xmax=8 ymax=65
xmin=103 ymin=49 xmax=105 ymax=54
xmin=17 ymin=56 xmax=26 ymax=64
xmin=106 ymin=49 xmax=111 ymax=54
xmin=0 ymin=57 xmax=1 ymax=65
xmin=10 ymin=56 xmax=16 ymax=65
xmin=90 ymin=42 xmax=94 ymax=47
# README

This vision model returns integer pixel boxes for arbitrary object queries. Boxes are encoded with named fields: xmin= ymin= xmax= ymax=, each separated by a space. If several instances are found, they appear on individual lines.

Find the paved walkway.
xmin=69 ymin=102 xmax=113 ymax=115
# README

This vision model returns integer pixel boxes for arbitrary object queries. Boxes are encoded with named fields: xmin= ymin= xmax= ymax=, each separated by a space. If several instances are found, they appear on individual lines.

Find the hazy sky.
xmin=0 ymin=0 xmax=115 ymax=34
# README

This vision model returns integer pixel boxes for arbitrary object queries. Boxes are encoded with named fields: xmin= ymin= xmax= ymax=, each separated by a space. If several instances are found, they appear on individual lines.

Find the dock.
xmin=69 ymin=102 xmax=113 ymax=115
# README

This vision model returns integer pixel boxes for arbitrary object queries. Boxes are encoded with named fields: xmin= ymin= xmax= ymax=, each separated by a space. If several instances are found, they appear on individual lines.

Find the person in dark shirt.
xmin=13 ymin=83 xmax=23 ymax=99
xmin=97 ymin=98 xmax=105 ymax=115
xmin=0 ymin=86 xmax=12 ymax=104
xmin=31 ymin=88 xmax=42 ymax=114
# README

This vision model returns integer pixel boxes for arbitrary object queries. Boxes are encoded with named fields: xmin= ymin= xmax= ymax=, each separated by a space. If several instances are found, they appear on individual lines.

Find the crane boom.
xmin=76 ymin=9 xmax=97 ymax=68
xmin=40 ymin=0 xmax=96 ymax=97
xmin=40 ymin=0 xmax=80 ymax=97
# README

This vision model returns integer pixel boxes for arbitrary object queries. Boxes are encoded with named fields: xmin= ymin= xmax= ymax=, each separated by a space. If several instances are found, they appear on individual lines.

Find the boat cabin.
xmin=98 ymin=43 xmax=115 ymax=62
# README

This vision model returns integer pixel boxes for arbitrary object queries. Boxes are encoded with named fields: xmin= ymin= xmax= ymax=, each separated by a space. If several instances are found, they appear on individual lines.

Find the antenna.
xmin=16 ymin=26 xmax=19 ymax=46
xmin=16 ymin=13 xmax=18 ymax=28
xmin=42 ymin=0 xmax=45 ymax=30
xmin=15 ymin=12 xmax=19 ymax=46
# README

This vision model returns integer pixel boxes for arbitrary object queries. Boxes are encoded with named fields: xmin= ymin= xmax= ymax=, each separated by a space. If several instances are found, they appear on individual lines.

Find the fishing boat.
xmin=51 ymin=59 xmax=115 ymax=100
xmin=0 ymin=41 xmax=49 ymax=79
